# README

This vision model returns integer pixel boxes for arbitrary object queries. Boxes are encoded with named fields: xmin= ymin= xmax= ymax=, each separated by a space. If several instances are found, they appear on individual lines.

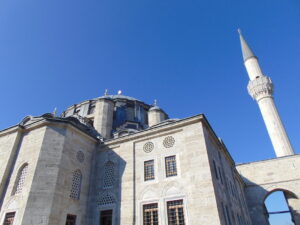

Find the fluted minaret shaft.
xmin=239 ymin=30 xmax=294 ymax=157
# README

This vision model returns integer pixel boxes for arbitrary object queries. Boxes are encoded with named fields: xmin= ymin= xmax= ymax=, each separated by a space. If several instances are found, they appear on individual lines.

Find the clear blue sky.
xmin=0 ymin=0 xmax=299 ymax=223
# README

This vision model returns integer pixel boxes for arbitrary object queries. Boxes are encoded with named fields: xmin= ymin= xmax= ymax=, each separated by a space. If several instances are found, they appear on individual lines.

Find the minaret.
xmin=238 ymin=29 xmax=294 ymax=157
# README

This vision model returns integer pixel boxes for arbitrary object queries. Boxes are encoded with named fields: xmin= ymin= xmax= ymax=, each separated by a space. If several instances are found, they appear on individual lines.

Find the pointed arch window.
xmin=12 ymin=163 xmax=28 ymax=195
xmin=70 ymin=169 xmax=82 ymax=200
xmin=103 ymin=161 xmax=115 ymax=188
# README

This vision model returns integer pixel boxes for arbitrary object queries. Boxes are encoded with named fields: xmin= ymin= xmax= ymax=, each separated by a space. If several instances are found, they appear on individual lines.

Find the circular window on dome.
xmin=76 ymin=151 xmax=85 ymax=163
xmin=163 ymin=136 xmax=175 ymax=148
xmin=143 ymin=142 xmax=154 ymax=153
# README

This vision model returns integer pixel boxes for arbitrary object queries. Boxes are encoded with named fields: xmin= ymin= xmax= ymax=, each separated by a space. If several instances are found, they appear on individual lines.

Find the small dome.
xmin=149 ymin=106 xmax=162 ymax=111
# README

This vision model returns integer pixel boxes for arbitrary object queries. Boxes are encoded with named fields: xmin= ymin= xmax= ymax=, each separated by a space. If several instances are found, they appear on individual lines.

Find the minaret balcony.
xmin=247 ymin=76 xmax=274 ymax=100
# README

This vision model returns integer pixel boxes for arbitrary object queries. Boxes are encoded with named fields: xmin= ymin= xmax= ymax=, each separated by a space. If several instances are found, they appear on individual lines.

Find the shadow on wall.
xmin=88 ymin=146 xmax=126 ymax=225
xmin=241 ymin=176 xmax=299 ymax=225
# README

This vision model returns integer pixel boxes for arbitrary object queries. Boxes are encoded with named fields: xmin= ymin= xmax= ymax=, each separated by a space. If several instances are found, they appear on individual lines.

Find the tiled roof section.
xmin=96 ymin=94 xmax=140 ymax=102
xmin=19 ymin=113 xmax=100 ymax=139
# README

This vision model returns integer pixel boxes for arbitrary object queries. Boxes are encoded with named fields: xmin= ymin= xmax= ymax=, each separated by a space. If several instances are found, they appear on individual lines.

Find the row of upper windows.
xmin=144 ymin=155 xmax=177 ymax=181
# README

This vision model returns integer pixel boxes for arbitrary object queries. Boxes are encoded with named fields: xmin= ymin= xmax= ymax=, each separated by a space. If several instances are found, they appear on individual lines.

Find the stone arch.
xmin=138 ymin=187 xmax=159 ymax=200
xmin=263 ymin=186 xmax=299 ymax=225
xmin=263 ymin=188 xmax=298 ymax=202
xmin=19 ymin=116 xmax=32 ymax=126
xmin=162 ymin=181 xmax=185 ymax=197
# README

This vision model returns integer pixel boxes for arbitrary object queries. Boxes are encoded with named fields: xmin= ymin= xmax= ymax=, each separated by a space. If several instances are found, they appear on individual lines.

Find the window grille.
xmin=103 ymin=161 xmax=115 ymax=188
xmin=143 ymin=203 xmax=159 ymax=225
xmin=13 ymin=164 xmax=28 ymax=195
xmin=165 ymin=156 xmax=177 ymax=177
xmin=98 ymin=193 xmax=115 ymax=206
xmin=144 ymin=160 xmax=155 ymax=181
xmin=167 ymin=200 xmax=185 ymax=225
xmin=65 ymin=214 xmax=77 ymax=225
xmin=3 ymin=212 xmax=15 ymax=225
xmin=70 ymin=170 xmax=82 ymax=200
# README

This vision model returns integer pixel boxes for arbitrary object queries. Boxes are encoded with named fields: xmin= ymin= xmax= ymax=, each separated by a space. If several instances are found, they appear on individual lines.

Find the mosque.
xmin=0 ymin=31 xmax=299 ymax=225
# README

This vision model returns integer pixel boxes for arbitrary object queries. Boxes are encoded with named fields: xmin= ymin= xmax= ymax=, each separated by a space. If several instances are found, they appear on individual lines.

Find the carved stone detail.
xmin=247 ymin=76 xmax=273 ymax=100
xmin=143 ymin=142 xmax=154 ymax=153
xmin=163 ymin=136 xmax=175 ymax=148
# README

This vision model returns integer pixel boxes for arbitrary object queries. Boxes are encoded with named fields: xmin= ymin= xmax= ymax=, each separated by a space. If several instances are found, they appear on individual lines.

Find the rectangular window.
xmin=167 ymin=200 xmax=185 ymax=225
xmin=144 ymin=160 xmax=155 ymax=181
xmin=212 ymin=160 xmax=219 ymax=180
xmin=100 ymin=210 xmax=113 ymax=225
xmin=3 ymin=212 xmax=15 ymax=225
xmin=165 ymin=156 xmax=177 ymax=177
xmin=65 ymin=214 xmax=76 ymax=225
xmin=143 ymin=203 xmax=159 ymax=225
xmin=218 ymin=167 xmax=224 ymax=184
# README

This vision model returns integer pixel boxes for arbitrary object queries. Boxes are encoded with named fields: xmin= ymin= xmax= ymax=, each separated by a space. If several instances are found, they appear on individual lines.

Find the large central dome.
xmin=61 ymin=93 xmax=168 ymax=139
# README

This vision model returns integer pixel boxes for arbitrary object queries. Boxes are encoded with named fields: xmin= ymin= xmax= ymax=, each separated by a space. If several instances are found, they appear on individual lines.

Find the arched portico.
xmin=264 ymin=189 xmax=297 ymax=225
xmin=236 ymin=155 xmax=300 ymax=225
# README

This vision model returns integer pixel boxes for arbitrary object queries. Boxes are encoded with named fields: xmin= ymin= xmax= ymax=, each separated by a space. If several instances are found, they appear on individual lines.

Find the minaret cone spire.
xmin=238 ymin=29 xmax=256 ymax=62
xmin=238 ymin=30 xmax=294 ymax=157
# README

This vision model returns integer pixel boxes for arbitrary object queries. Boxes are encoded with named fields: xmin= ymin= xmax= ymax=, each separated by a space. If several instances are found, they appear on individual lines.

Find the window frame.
xmin=65 ymin=214 xmax=77 ymax=225
xmin=144 ymin=160 xmax=155 ymax=181
xmin=143 ymin=203 xmax=159 ymax=225
xmin=165 ymin=155 xmax=178 ymax=178
xmin=99 ymin=209 xmax=113 ymax=225
xmin=166 ymin=199 xmax=186 ymax=225
xmin=2 ymin=212 xmax=16 ymax=225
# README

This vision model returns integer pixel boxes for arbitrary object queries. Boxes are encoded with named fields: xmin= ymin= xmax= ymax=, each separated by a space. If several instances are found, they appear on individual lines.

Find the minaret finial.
xmin=104 ymin=89 xmax=108 ymax=96
xmin=238 ymin=29 xmax=256 ymax=62
xmin=53 ymin=107 xmax=57 ymax=117
xmin=153 ymin=99 xmax=157 ymax=106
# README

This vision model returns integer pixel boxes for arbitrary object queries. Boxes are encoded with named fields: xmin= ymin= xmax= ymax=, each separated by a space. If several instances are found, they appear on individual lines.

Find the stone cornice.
xmin=103 ymin=114 xmax=204 ymax=146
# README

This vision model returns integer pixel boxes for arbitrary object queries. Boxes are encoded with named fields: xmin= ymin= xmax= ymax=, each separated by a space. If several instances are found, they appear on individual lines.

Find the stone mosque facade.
xmin=0 ymin=32 xmax=299 ymax=225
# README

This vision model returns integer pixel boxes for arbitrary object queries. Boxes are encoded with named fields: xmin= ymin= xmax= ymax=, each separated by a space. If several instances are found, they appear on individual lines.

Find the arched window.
xmin=103 ymin=161 xmax=115 ymax=188
xmin=12 ymin=163 xmax=28 ymax=195
xmin=70 ymin=170 xmax=82 ymax=200
xmin=264 ymin=190 xmax=296 ymax=225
